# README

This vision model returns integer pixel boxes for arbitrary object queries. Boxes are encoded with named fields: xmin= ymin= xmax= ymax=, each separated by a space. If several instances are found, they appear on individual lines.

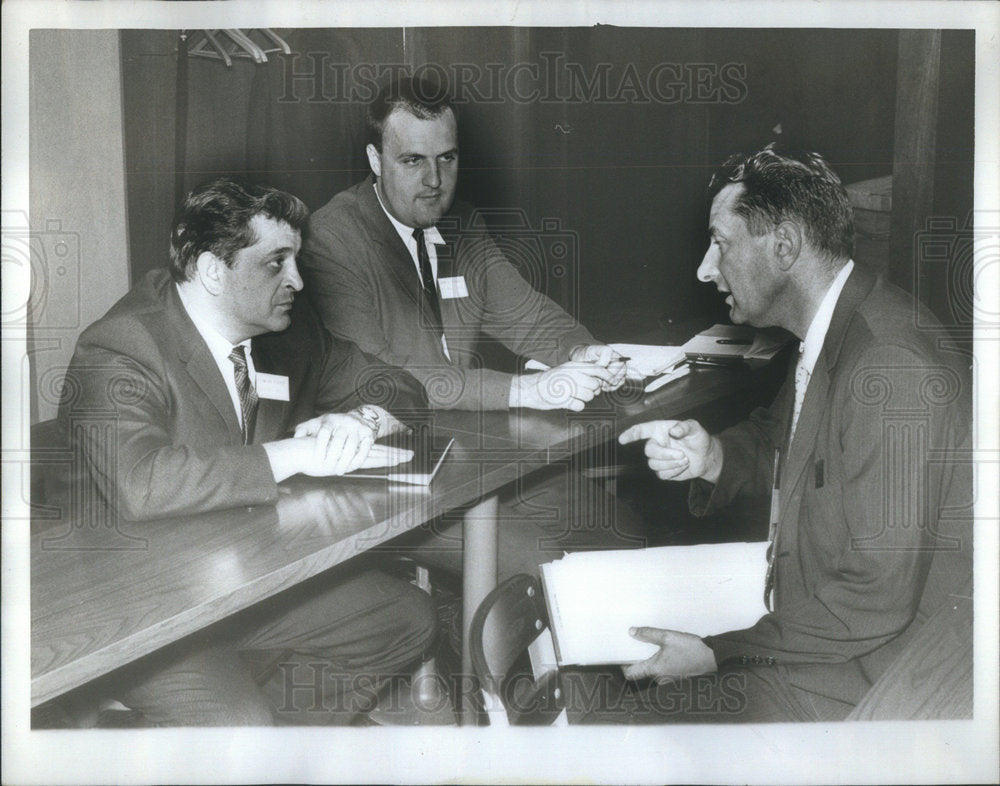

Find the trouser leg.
xmin=237 ymin=563 xmax=437 ymax=724
xmin=112 ymin=562 xmax=436 ymax=726
xmin=113 ymin=638 xmax=274 ymax=727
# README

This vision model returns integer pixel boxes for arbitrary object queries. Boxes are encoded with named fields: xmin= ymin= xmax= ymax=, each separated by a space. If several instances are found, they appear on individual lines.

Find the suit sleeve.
xmin=311 ymin=330 xmax=430 ymax=421
xmin=59 ymin=320 xmax=278 ymax=521
xmin=462 ymin=215 xmax=597 ymax=366
xmin=704 ymin=344 xmax=961 ymax=667
xmin=688 ymin=376 xmax=792 ymax=515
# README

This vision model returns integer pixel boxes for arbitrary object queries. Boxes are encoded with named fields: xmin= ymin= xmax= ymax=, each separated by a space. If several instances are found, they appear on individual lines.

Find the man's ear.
xmin=195 ymin=251 xmax=225 ymax=295
xmin=366 ymin=143 xmax=382 ymax=178
xmin=772 ymin=220 xmax=802 ymax=271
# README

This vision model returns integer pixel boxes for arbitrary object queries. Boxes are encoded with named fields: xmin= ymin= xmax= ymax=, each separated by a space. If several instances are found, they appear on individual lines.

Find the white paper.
xmin=541 ymin=541 xmax=769 ymax=665
xmin=608 ymin=343 xmax=686 ymax=378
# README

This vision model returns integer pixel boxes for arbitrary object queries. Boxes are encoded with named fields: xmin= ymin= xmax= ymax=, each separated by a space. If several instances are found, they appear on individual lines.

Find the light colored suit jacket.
xmin=300 ymin=176 xmax=596 ymax=410
xmin=58 ymin=269 xmax=426 ymax=520
xmin=693 ymin=266 xmax=973 ymax=713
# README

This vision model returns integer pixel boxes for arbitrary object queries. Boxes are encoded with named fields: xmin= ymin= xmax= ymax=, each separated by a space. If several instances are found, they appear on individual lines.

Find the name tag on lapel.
xmin=256 ymin=373 xmax=290 ymax=401
xmin=439 ymin=276 xmax=469 ymax=299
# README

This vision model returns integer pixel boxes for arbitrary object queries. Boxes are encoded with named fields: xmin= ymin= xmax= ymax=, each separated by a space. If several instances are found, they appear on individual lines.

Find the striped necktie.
xmin=228 ymin=345 xmax=258 ymax=445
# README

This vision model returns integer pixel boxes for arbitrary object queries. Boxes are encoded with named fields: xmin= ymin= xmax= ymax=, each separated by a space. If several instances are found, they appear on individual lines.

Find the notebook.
xmin=347 ymin=430 xmax=455 ymax=486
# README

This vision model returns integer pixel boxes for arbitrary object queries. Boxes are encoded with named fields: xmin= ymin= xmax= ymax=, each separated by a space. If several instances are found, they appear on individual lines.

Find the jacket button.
xmin=739 ymin=655 xmax=749 ymax=666
xmin=766 ymin=657 xmax=776 ymax=666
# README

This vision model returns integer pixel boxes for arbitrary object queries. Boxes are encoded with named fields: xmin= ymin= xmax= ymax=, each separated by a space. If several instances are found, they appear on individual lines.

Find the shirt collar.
xmin=373 ymin=181 xmax=444 ymax=247
xmin=798 ymin=260 xmax=854 ymax=374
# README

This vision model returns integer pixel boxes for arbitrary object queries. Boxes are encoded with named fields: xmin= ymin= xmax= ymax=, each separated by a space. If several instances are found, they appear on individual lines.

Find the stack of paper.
xmin=540 ymin=541 xmax=769 ymax=666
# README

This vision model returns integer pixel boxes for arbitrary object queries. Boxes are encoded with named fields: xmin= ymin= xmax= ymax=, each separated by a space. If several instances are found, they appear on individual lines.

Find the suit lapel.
xmin=780 ymin=265 xmax=877 ymax=505
xmin=359 ymin=177 xmax=443 ymax=332
xmin=164 ymin=283 xmax=244 ymax=445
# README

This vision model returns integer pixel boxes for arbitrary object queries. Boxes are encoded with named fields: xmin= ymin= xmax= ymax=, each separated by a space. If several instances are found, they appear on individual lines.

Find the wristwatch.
xmin=355 ymin=405 xmax=381 ymax=437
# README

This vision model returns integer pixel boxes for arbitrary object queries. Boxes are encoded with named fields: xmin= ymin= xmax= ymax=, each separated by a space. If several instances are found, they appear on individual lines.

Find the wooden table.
xmin=31 ymin=357 xmax=786 ymax=713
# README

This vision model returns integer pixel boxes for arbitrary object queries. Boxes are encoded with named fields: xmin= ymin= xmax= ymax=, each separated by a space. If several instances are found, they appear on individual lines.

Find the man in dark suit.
xmin=300 ymin=77 xmax=626 ymax=411
xmin=58 ymin=178 xmax=436 ymax=725
xmin=299 ymin=77 xmax=648 ymax=577
xmin=613 ymin=147 xmax=972 ymax=722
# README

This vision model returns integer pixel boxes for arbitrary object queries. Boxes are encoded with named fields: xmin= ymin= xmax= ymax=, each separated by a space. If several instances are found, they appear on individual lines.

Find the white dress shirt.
xmin=176 ymin=284 xmax=256 ymax=429
xmin=373 ymin=181 xmax=451 ymax=360
xmin=798 ymin=259 xmax=855 ymax=378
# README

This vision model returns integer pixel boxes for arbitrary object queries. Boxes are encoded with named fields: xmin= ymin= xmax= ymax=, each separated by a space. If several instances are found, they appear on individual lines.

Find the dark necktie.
xmin=412 ymin=228 xmax=443 ymax=330
xmin=228 ymin=345 xmax=258 ymax=445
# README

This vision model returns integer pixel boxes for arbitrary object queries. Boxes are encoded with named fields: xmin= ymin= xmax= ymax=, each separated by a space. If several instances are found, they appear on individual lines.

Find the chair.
xmin=469 ymin=573 xmax=567 ymax=726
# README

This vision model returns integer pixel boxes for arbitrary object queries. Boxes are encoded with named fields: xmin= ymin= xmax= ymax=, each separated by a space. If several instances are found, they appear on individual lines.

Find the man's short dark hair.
xmin=169 ymin=178 xmax=309 ymax=282
xmin=708 ymin=145 xmax=855 ymax=265
xmin=366 ymin=76 xmax=454 ymax=152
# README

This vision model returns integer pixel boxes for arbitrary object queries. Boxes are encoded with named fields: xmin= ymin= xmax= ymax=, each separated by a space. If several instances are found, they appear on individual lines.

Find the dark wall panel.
xmin=120 ymin=27 xmax=972 ymax=331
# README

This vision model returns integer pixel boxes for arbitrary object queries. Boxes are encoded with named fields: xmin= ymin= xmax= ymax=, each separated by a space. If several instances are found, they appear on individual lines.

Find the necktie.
xmin=790 ymin=348 xmax=811 ymax=438
xmin=412 ymin=228 xmax=443 ymax=330
xmin=228 ymin=345 xmax=258 ymax=445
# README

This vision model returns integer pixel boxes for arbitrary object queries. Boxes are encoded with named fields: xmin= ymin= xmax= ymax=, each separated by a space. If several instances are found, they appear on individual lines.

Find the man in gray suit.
xmin=301 ymin=77 xmax=647 ymax=577
xmin=59 ymin=178 xmax=436 ymax=725
xmin=613 ymin=147 xmax=972 ymax=722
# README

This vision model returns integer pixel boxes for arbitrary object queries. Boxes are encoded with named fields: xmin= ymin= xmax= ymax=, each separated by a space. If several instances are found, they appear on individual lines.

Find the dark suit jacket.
xmin=58 ymin=269 xmax=427 ymax=521
xmin=300 ymin=176 xmax=596 ymax=410
xmin=693 ymin=266 xmax=973 ymax=713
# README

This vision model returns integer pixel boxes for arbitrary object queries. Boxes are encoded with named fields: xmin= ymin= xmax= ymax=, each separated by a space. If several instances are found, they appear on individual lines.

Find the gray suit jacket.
xmin=300 ymin=176 xmax=596 ymax=409
xmin=693 ymin=266 xmax=973 ymax=713
xmin=58 ymin=269 xmax=427 ymax=520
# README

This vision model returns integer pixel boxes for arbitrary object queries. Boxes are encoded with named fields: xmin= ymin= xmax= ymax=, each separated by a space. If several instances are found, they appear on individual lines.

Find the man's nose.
xmin=697 ymin=245 xmax=719 ymax=283
xmin=423 ymin=160 xmax=441 ymax=189
xmin=285 ymin=259 xmax=304 ymax=291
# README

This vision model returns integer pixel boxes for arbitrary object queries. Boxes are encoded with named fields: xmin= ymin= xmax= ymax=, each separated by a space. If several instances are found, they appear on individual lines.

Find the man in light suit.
xmin=58 ymin=178 xmax=436 ymax=725
xmin=300 ymin=76 xmax=647 ymax=577
xmin=612 ymin=147 xmax=972 ymax=722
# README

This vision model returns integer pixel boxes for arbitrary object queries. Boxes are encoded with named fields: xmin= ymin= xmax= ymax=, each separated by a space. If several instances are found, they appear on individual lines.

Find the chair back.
xmin=469 ymin=573 xmax=566 ymax=725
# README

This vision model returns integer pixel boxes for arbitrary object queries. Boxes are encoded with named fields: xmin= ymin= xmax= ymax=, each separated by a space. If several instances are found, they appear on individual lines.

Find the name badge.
xmin=256 ymin=373 xmax=290 ymax=401
xmin=439 ymin=276 xmax=469 ymax=299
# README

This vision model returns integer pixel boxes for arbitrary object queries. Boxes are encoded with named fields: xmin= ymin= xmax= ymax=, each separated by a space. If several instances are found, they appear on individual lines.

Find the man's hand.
xmin=510 ymin=361 xmax=620 ymax=411
xmin=568 ymin=344 xmax=629 ymax=389
xmin=622 ymin=627 xmax=718 ymax=683
xmin=264 ymin=437 xmax=413 ymax=482
xmin=263 ymin=409 xmax=412 ymax=481
xmin=293 ymin=411 xmax=379 ymax=475
xmin=618 ymin=419 xmax=723 ymax=484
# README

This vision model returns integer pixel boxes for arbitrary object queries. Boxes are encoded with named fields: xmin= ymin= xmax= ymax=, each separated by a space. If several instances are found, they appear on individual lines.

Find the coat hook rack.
xmin=186 ymin=29 xmax=291 ymax=67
